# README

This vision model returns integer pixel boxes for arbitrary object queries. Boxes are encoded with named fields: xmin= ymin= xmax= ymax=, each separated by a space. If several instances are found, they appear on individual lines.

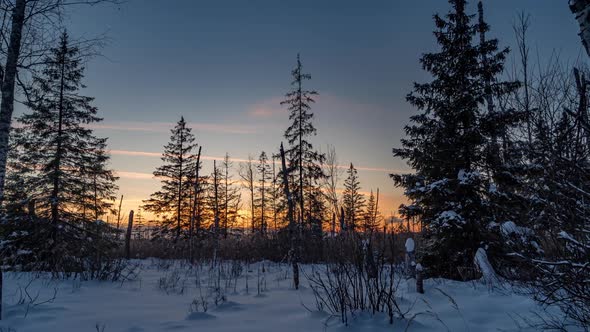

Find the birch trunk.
xmin=0 ymin=0 xmax=26 ymax=320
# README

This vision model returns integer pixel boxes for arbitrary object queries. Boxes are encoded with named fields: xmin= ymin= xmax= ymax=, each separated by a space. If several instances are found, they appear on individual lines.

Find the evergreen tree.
xmin=363 ymin=189 xmax=381 ymax=233
xmin=281 ymin=54 xmax=325 ymax=234
xmin=392 ymin=0 xmax=518 ymax=279
xmin=8 ymin=31 xmax=117 ymax=223
xmin=143 ymin=117 xmax=198 ymax=240
xmin=342 ymin=163 xmax=365 ymax=232
xmin=2 ymin=31 xmax=119 ymax=277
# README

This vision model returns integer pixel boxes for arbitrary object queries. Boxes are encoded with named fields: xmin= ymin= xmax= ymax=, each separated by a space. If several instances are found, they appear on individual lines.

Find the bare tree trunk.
xmin=224 ymin=153 xmax=229 ymax=238
xmin=116 ymin=195 xmax=123 ymax=229
xmin=416 ymin=264 xmax=424 ymax=294
xmin=213 ymin=160 xmax=220 ymax=264
xmin=280 ymin=143 xmax=299 ymax=289
xmin=125 ymin=210 xmax=134 ymax=259
xmin=190 ymin=146 xmax=201 ymax=264
xmin=176 ymin=122 xmax=184 ymax=242
xmin=0 ymin=3 xmax=27 ymax=317
xmin=374 ymin=188 xmax=380 ymax=227
xmin=0 ymin=0 xmax=25 ymax=204
xmin=514 ymin=12 xmax=532 ymax=148
xmin=339 ymin=206 xmax=345 ymax=233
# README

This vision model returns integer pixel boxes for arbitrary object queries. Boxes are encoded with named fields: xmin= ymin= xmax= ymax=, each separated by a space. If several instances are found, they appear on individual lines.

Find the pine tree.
xmin=392 ymin=0 xmax=517 ymax=279
xmin=143 ymin=117 xmax=198 ymax=240
xmin=281 ymin=54 xmax=325 ymax=234
xmin=363 ymin=189 xmax=381 ymax=233
xmin=342 ymin=163 xmax=365 ymax=232
xmin=8 ymin=31 xmax=117 ymax=223
xmin=2 ymin=31 xmax=119 ymax=279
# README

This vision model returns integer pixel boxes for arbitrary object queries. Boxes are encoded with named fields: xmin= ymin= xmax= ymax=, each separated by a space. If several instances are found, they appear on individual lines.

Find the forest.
xmin=0 ymin=0 xmax=588 ymax=331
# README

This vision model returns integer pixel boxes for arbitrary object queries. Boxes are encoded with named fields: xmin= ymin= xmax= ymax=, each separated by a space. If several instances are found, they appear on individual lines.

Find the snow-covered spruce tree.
xmin=143 ymin=117 xmax=198 ymax=241
xmin=342 ymin=163 xmax=365 ymax=232
xmin=281 ymin=54 xmax=326 ymax=237
xmin=2 ymin=31 xmax=119 ymax=276
xmin=392 ymin=0 xmax=519 ymax=280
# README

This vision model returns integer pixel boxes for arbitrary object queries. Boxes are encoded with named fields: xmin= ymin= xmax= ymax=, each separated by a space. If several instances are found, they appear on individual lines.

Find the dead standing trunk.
xmin=125 ymin=210 xmax=134 ymax=259
xmin=0 ymin=0 xmax=25 ymax=203
xmin=213 ymin=160 xmax=220 ymax=264
xmin=189 ymin=146 xmax=201 ymax=264
xmin=0 ymin=0 xmax=26 ymax=320
xmin=280 ymin=142 xmax=299 ymax=289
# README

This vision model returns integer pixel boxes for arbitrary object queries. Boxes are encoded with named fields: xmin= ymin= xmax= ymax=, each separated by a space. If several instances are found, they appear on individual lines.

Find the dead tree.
xmin=239 ymin=156 xmax=256 ymax=233
xmin=280 ymin=142 xmax=299 ymax=289
xmin=125 ymin=210 xmax=134 ymax=260
xmin=116 ymin=195 xmax=123 ymax=229
xmin=213 ymin=160 xmax=220 ymax=264
xmin=190 ymin=146 xmax=201 ymax=264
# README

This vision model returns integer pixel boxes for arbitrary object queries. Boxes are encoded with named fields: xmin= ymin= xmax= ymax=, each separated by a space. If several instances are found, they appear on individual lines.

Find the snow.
xmin=501 ymin=221 xmax=533 ymax=238
xmin=405 ymin=238 xmax=415 ymax=253
xmin=0 ymin=259 xmax=575 ymax=332
xmin=457 ymin=169 xmax=480 ymax=184
xmin=473 ymin=248 xmax=499 ymax=287
xmin=435 ymin=210 xmax=465 ymax=228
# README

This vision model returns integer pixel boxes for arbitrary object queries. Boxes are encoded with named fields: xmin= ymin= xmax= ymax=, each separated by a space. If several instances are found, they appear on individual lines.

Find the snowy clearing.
xmin=0 ymin=260 xmax=572 ymax=332
xmin=0 ymin=259 xmax=575 ymax=332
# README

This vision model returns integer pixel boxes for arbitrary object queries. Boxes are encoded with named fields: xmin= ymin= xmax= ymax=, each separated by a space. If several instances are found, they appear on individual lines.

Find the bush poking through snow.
xmin=305 ymin=234 xmax=406 ymax=326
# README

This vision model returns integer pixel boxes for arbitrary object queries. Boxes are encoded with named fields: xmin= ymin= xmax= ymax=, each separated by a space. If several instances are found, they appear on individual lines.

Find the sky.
xmin=25 ymin=0 xmax=584 ymax=220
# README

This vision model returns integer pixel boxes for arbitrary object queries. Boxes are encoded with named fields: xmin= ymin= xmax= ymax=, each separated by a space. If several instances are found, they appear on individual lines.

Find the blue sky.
xmin=37 ymin=0 xmax=585 ymax=217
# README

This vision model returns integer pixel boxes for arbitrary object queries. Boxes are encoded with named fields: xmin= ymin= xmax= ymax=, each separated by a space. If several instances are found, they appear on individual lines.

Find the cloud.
xmin=116 ymin=171 xmax=155 ymax=180
xmin=110 ymin=149 xmax=409 ymax=174
xmin=90 ymin=121 xmax=259 ymax=135
xmin=247 ymin=97 xmax=285 ymax=118
xmin=246 ymin=93 xmax=388 ymax=120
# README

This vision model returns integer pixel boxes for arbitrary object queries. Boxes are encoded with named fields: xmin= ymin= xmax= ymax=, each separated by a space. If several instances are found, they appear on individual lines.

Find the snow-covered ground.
xmin=0 ymin=260 xmax=576 ymax=331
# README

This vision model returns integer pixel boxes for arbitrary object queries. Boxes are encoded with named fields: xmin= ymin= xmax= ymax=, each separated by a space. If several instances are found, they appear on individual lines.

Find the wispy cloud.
xmin=246 ymin=94 xmax=388 ymax=120
xmin=247 ymin=97 xmax=285 ymax=118
xmin=110 ymin=149 xmax=409 ymax=174
xmin=110 ymin=149 xmax=252 ymax=163
xmin=116 ymin=171 xmax=155 ymax=180
xmin=90 ymin=121 xmax=259 ymax=135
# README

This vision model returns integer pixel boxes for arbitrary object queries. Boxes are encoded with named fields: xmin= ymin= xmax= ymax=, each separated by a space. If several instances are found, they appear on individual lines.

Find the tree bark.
xmin=189 ymin=146 xmax=201 ymax=264
xmin=125 ymin=210 xmax=134 ymax=259
xmin=116 ymin=195 xmax=123 ymax=229
xmin=0 ymin=0 xmax=26 ymax=203
xmin=0 ymin=1 xmax=26 ymax=320
xmin=213 ymin=160 xmax=220 ymax=264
